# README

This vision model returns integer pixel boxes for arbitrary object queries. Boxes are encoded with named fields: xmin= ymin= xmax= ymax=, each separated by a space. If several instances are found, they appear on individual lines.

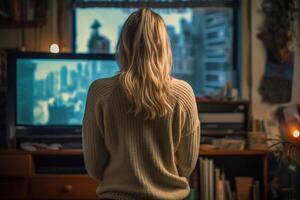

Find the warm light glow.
xmin=50 ymin=43 xmax=60 ymax=53
xmin=292 ymin=130 xmax=300 ymax=138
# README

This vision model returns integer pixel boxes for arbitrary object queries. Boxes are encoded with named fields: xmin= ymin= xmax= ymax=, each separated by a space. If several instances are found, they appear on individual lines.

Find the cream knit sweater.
xmin=82 ymin=75 xmax=200 ymax=200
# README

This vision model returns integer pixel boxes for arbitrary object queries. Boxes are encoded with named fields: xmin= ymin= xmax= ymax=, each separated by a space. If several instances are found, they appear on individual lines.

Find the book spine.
xmin=215 ymin=168 xmax=220 ymax=200
xmin=255 ymin=180 xmax=260 ymax=200
xmin=225 ymin=180 xmax=233 ymax=200
xmin=209 ymin=159 xmax=214 ymax=200
xmin=218 ymin=175 xmax=225 ymax=200
xmin=27 ymin=0 xmax=35 ymax=21
xmin=252 ymin=184 xmax=257 ymax=200
xmin=221 ymin=172 xmax=226 ymax=200
xmin=204 ymin=159 xmax=209 ymax=200
xmin=200 ymin=158 xmax=205 ymax=200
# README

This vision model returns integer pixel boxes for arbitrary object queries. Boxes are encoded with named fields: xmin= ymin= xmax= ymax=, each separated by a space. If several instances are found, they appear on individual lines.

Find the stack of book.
xmin=187 ymin=164 xmax=200 ymax=200
xmin=0 ymin=0 xmax=47 ymax=22
xmin=198 ymin=158 xmax=260 ymax=200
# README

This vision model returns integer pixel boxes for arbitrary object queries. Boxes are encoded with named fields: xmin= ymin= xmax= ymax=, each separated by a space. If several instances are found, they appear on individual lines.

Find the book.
xmin=215 ymin=168 xmax=220 ymax=200
xmin=235 ymin=177 xmax=253 ymax=200
xmin=209 ymin=159 xmax=214 ymax=200
xmin=187 ymin=188 xmax=198 ymax=200
xmin=255 ymin=180 xmax=260 ymax=200
xmin=218 ymin=173 xmax=225 ymax=200
xmin=0 ymin=1 xmax=10 ymax=19
xmin=9 ymin=0 xmax=20 ymax=21
xmin=252 ymin=184 xmax=257 ymax=200
xmin=26 ymin=0 xmax=35 ymax=21
xmin=200 ymin=158 xmax=205 ymax=200
xmin=204 ymin=159 xmax=209 ymax=200
xmin=225 ymin=180 xmax=233 ymax=200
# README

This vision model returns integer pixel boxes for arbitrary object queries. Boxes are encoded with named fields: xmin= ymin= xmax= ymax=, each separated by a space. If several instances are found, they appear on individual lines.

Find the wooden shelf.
xmin=1 ymin=148 xmax=269 ymax=199
xmin=14 ymin=149 xmax=269 ymax=156
xmin=195 ymin=98 xmax=248 ymax=104
xmin=0 ymin=149 xmax=29 ymax=155
xmin=33 ymin=174 xmax=90 ymax=179
xmin=201 ymin=131 xmax=247 ymax=136
xmin=0 ymin=21 xmax=44 ymax=29
xmin=199 ymin=149 xmax=268 ymax=156
xmin=0 ymin=149 xmax=83 ymax=155
xmin=30 ymin=149 xmax=83 ymax=156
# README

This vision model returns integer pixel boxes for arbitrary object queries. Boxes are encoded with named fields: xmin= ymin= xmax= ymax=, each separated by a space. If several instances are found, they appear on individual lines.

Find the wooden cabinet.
xmin=31 ymin=175 xmax=98 ymax=199
xmin=0 ymin=150 xmax=98 ymax=199
xmin=0 ymin=178 xmax=29 ymax=199
xmin=0 ymin=151 xmax=31 ymax=199
xmin=0 ymin=153 xmax=32 ymax=177
xmin=0 ymin=149 xmax=269 ymax=199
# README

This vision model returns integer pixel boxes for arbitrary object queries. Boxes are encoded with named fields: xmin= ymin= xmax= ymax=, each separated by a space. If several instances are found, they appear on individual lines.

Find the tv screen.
xmin=12 ymin=53 xmax=119 ymax=127
xmin=75 ymin=7 xmax=235 ymax=97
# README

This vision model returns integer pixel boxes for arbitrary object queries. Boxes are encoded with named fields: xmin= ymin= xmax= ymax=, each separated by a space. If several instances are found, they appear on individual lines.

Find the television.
xmin=7 ymin=51 xmax=119 ymax=148
xmin=75 ymin=7 xmax=236 ymax=96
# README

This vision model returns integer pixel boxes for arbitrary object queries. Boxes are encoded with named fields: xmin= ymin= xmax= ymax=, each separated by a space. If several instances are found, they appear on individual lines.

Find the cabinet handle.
xmin=63 ymin=184 xmax=73 ymax=192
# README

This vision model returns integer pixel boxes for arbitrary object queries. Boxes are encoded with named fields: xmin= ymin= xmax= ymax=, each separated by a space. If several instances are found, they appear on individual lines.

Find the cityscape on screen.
xmin=17 ymin=59 xmax=119 ymax=125
xmin=76 ymin=8 xmax=234 ymax=96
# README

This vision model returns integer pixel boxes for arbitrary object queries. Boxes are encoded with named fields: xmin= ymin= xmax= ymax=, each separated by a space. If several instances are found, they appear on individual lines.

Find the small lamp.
xmin=50 ymin=43 xmax=60 ymax=53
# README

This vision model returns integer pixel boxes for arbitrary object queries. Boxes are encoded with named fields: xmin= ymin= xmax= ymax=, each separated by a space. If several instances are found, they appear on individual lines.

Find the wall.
xmin=0 ymin=1 xmax=72 ymax=148
xmin=0 ymin=0 xmax=299 ymax=130
xmin=250 ymin=0 xmax=300 ymax=127
xmin=0 ymin=1 xmax=71 ymax=52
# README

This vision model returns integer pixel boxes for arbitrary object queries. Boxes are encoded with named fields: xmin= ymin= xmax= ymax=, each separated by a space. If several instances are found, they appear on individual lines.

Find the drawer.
xmin=0 ymin=154 xmax=32 ymax=177
xmin=0 ymin=178 xmax=29 ymax=199
xmin=31 ymin=176 xmax=99 ymax=199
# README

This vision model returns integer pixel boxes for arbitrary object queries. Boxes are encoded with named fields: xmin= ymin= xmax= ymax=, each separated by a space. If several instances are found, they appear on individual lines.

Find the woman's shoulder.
xmin=87 ymin=74 xmax=120 ymax=99
xmin=171 ymin=78 xmax=194 ymax=95
xmin=171 ymin=78 xmax=196 ymax=106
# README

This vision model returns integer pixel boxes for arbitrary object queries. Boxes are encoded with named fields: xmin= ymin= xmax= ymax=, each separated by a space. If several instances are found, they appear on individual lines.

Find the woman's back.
xmin=83 ymin=75 xmax=200 ymax=199
xmin=83 ymin=8 xmax=200 ymax=200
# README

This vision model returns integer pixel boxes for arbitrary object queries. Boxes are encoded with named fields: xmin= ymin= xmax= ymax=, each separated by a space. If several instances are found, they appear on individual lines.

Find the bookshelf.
xmin=199 ymin=149 xmax=268 ymax=156
xmin=0 ymin=20 xmax=44 ymax=29
xmin=30 ymin=149 xmax=83 ymax=156
xmin=189 ymin=101 xmax=269 ymax=199
xmin=190 ymin=150 xmax=269 ymax=200
xmin=0 ymin=0 xmax=47 ymax=29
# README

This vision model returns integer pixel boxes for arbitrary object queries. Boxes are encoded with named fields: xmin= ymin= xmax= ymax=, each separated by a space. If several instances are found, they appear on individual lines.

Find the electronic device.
xmin=197 ymin=101 xmax=250 ymax=135
xmin=20 ymin=142 xmax=63 ymax=151
xmin=75 ymin=7 xmax=237 ymax=97
xmin=276 ymin=105 xmax=300 ymax=140
xmin=7 ymin=51 xmax=119 ymax=148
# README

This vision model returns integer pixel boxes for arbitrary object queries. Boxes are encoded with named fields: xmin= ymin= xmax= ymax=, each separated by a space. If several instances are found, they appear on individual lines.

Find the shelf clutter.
xmin=187 ymin=148 xmax=268 ymax=200
xmin=197 ymin=158 xmax=260 ymax=200
xmin=0 ymin=0 xmax=47 ymax=28
xmin=188 ymin=101 xmax=270 ymax=200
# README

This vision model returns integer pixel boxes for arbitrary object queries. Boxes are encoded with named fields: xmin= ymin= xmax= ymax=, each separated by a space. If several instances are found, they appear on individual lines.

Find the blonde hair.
xmin=117 ymin=8 xmax=173 ymax=120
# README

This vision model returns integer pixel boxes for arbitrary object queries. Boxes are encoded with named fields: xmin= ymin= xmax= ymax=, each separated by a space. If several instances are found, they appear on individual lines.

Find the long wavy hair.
xmin=117 ymin=8 xmax=173 ymax=120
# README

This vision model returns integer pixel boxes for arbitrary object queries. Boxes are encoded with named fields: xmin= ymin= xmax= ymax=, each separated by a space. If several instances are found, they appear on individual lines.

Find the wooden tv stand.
xmin=0 ymin=149 xmax=269 ymax=199
xmin=0 ymin=149 xmax=99 ymax=199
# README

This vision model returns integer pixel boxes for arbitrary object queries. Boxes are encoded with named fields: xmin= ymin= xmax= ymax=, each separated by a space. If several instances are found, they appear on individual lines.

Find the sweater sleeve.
xmin=82 ymin=82 xmax=109 ymax=182
xmin=176 ymin=121 xmax=200 ymax=178
xmin=175 ymin=81 xmax=201 ymax=177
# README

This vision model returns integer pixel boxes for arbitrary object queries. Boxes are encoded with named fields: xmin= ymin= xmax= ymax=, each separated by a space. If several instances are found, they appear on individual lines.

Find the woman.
xmin=83 ymin=8 xmax=200 ymax=200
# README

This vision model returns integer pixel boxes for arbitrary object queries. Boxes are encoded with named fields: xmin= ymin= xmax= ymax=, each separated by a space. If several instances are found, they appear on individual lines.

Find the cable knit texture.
xmin=82 ymin=75 xmax=200 ymax=200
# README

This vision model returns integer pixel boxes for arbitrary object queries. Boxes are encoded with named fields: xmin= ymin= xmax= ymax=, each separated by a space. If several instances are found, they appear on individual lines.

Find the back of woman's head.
xmin=117 ymin=8 xmax=173 ymax=120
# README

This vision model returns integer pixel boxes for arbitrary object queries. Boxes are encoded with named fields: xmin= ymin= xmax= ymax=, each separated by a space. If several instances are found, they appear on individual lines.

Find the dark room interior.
xmin=0 ymin=0 xmax=299 ymax=199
